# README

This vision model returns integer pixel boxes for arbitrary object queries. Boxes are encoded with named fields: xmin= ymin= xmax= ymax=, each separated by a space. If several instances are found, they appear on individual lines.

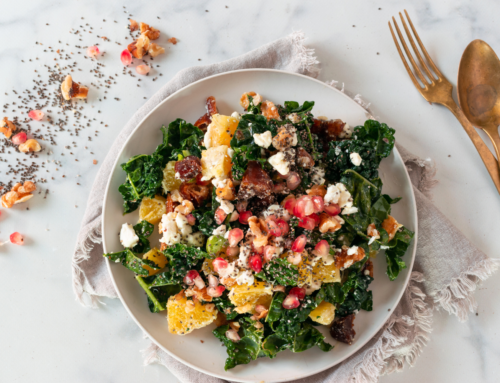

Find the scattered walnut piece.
xmin=61 ymin=75 xmax=88 ymax=100
xmin=1 ymin=181 xmax=37 ymax=208
xmin=93 ymin=159 xmax=97 ymax=165
xmin=0 ymin=117 xmax=16 ymax=138
xmin=148 ymin=42 xmax=165 ymax=58
xmin=168 ymin=37 xmax=178 ymax=45
xmin=18 ymin=139 xmax=41 ymax=153
xmin=129 ymin=19 xmax=138 ymax=31
xmin=71 ymin=81 xmax=88 ymax=99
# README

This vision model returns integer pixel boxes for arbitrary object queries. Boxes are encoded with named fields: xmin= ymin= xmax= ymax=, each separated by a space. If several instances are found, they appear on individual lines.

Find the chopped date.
xmin=179 ymin=183 xmax=210 ymax=206
xmin=194 ymin=96 xmax=218 ymax=131
xmin=311 ymin=118 xmax=346 ymax=152
xmin=330 ymin=314 xmax=356 ymax=345
xmin=175 ymin=156 xmax=202 ymax=182
xmin=237 ymin=161 xmax=274 ymax=201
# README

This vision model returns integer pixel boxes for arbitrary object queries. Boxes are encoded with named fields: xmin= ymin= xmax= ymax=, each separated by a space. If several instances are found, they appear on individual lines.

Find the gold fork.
xmin=389 ymin=10 xmax=500 ymax=195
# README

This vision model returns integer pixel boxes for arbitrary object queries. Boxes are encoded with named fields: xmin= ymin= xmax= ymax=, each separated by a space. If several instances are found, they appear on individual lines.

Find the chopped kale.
xmin=155 ymin=119 xmax=204 ymax=163
xmin=212 ymin=292 xmax=239 ymax=320
xmin=385 ymin=227 xmax=415 ymax=281
xmin=136 ymin=275 xmax=182 ymax=313
xmin=131 ymin=220 xmax=154 ymax=254
xmin=260 ymin=258 xmax=298 ymax=286
xmin=152 ymin=244 xmax=208 ymax=285
xmin=104 ymin=248 xmax=159 ymax=277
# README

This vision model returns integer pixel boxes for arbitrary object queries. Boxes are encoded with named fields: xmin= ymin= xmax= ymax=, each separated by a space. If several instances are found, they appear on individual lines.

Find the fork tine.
xmin=388 ymin=22 xmax=423 ymax=91
xmin=398 ymin=12 xmax=435 ymax=83
xmin=391 ymin=16 xmax=428 ymax=86
xmin=404 ymin=9 xmax=443 ymax=78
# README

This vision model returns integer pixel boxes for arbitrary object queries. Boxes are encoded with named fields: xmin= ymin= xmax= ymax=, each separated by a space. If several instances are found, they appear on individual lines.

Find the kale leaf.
xmin=283 ymin=100 xmax=315 ymax=114
xmin=265 ymin=292 xmax=286 ymax=330
xmin=192 ymin=188 xmax=219 ymax=236
xmin=333 ymin=269 xmax=374 ymax=318
xmin=155 ymin=119 xmax=204 ymax=164
xmin=259 ymin=258 xmax=298 ymax=286
xmin=292 ymin=323 xmax=333 ymax=353
xmin=385 ymin=227 xmax=415 ymax=281
xmin=131 ymin=220 xmax=154 ymax=254
xmin=136 ymin=275 xmax=182 ymax=313
xmin=212 ymin=292 xmax=239 ymax=320
xmin=104 ymin=249 xmax=159 ymax=277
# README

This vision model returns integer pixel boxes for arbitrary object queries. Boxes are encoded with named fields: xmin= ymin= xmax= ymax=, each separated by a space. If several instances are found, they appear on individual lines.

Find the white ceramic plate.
xmin=102 ymin=69 xmax=417 ymax=383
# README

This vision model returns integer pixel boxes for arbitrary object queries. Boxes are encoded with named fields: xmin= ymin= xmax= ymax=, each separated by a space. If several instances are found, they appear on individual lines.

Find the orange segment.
xmin=201 ymin=145 xmax=232 ymax=181
xmin=167 ymin=292 xmax=218 ymax=335
xmin=309 ymin=301 xmax=335 ymax=325
xmin=312 ymin=260 xmax=341 ymax=284
xmin=162 ymin=161 xmax=182 ymax=193
xmin=206 ymin=114 xmax=239 ymax=147
xmin=139 ymin=195 xmax=166 ymax=224
xmin=142 ymin=247 xmax=168 ymax=275
xmin=228 ymin=281 xmax=273 ymax=312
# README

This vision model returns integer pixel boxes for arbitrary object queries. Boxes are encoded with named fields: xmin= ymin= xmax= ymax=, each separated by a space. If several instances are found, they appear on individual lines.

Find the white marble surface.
xmin=0 ymin=0 xmax=499 ymax=382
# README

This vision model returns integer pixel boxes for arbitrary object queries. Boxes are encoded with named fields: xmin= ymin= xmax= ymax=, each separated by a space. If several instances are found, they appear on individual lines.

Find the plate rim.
xmin=101 ymin=68 xmax=418 ymax=382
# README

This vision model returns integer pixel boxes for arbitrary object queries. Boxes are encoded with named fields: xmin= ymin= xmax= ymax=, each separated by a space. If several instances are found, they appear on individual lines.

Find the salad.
xmin=104 ymin=92 xmax=414 ymax=370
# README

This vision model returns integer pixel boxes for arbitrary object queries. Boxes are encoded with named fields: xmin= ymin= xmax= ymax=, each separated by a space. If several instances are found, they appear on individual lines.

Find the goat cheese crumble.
xmin=120 ymin=223 xmax=139 ymax=248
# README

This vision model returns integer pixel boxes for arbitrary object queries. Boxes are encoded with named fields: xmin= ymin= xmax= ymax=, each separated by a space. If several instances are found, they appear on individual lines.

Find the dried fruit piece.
xmin=71 ymin=81 xmax=89 ymax=99
xmin=86 ymin=45 xmax=100 ymax=58
xmin=307 ymin=185 xmax=327 ymax=197
xmin=136 ymin=65 xmax=150 ymax=75
xmin=216 ymin=179 xmax=236 ymax=201
xmin=167 ymin=292 xmax=217 ymax=335
xmin=297 ymin=147 xmax=315 ymax=168
xmin=28 ymin=110 xmax=44 ymax=121
xmin=175 ymin=156 xmax=202 ymax=182
xmin=139 ymin=195 xmax=166 ymax=224
xmin=330 ymin=314 xmax=356 ymax=344
xmin=11 ymin=132 xmax=27 ymax=145
xmin=148 ymin=42 xmax=165 ymax=57
xmin=286 ymin=172 xmax=301 ymax=190
xmin=18 ymin=139 xmax=41 ymax=153
xmin=237 ymin=161 xmax=273 ymax=200
xmin=179 ymin=183 xmax=210 ymax=206
xmin=309 ymin=301 xmax=335 ymax=325
xmin=121 ymin=49 xmax=133 ymax=65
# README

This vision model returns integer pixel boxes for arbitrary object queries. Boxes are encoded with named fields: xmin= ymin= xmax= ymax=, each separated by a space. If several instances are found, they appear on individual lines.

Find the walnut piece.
xmin=1 ymin=181 xmax=36 ymax=208
xmin=0 ymin=117 xmax=17 ymax=138
xmin=129 ymin=19 xmax=138 ymax=31
xmin=148 ymin=42 xmax=165 ymax=57
xmin=19 ymin=139 xmax=41 ymax=153
xmin=61 ymin=75 xmax=73 ymax=100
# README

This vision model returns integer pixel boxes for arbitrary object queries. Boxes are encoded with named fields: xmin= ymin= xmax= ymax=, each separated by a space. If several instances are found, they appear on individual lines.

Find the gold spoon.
xmin=458 ymin=39 xmax=500 ymax=166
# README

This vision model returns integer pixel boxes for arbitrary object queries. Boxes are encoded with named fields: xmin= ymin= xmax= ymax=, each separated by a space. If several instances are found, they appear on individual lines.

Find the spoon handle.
xmin=442 ymin=98 xmax=500 ymax=195
xmin=483 ymin=126 xmax=500 ymax=167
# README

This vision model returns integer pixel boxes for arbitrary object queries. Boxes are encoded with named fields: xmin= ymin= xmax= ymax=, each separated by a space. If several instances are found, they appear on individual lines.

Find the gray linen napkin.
xmin=72 ymin=31 xmax=498 ymax=382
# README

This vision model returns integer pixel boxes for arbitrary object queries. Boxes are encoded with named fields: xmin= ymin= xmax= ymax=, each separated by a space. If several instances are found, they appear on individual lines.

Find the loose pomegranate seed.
xmin=214 ymin=208 xmax=227 ymax=225
xmin=195 ymin=174 xmax=211 ymax=186
xmin=289 ymin=287 xmax=306 ymax=300
xmin=194 ymin=275 xmax=205 ymax=289
xmin=239 ymin=211 xmax=252 ymax=225
xmin=120 ymin=49 xmax=132 ymax=65
xmin=263 ymin=245 xmax=276 ymax=262
xmin=249 ymin=255 xmax=263 ymax=273
xmin=286 ymin=172 xmax=301 ymax=190
xmin=324 ymin=203 xmax=341 ymax=216
xmin=298 ymin=216 xmax=316 ymax=230
xmin=276 ymin=219 xmax=289 ymax=236
xmin=266 ymin=217 xmax=282 ymax=237
xmin=86 ymin=45 xmax=100 ymax=58
xmin=227 ymin=228 xmax=244 ymax=247
xmin=283 ymin=197 xmax=296 ymax=215
xmin=212 ymin=257 xmax=228 ymax=272
xmin=183 ymin=270 xmax=200 ymax=285
xmin=185 ymin=214 xmax=196 ymax=225
xmin=11 ymin=132 xmax=27 ymax=145
xmin=208 ymin=285 xmax=226 ymax=297
xmin=291 ymin=234 xmax=307 ymax=252
xmin=311 ymin=196 xmax=324 ymax=213
xmin=313 ymin=240 xmax=330 ymax=257
xmin=28 ymin=110 xmax=44 ymax=121
xmin=208 ymin=274 xmax=219 ymax=287
xmin=9 ymin=232 xmax=24 ymax=245
xmin=136 ymin=64 xmax=150 ymax=75
xmin=226 ymin=329 xmax=241 ymax=342
xmin=282 ymin=295 xmax=300 ymax=309
xmin=226 ymin=246 xmax=240 ymax=257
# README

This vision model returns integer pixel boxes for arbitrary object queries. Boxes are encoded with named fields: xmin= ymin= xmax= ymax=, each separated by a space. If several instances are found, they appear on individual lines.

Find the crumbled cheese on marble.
xmin=212 ymin=225 xmax=227 ymax=236
xmin=268 ymin=152 xmax=290 ymax=175
xmin=219 ymin=200 xmax=235 ymax=215
xmin=350 ymin=152 xmax=362 ymax=166
xmin=120 ymin=223 xmax=139 ymax=248
xmin=253 ymin=131 xmax=273 ymax=149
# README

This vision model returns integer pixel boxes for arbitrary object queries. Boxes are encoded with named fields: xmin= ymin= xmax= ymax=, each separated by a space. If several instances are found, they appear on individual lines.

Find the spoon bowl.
xmin=458 ymin=39 xmax=500 ymax=162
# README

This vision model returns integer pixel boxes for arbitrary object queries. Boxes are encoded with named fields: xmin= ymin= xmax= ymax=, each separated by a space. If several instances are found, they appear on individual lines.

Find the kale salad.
xmin=104 ymin=92 xmax=414 ymax=371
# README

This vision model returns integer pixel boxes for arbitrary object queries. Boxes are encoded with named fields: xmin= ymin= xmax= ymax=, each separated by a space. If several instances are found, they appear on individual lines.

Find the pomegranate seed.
xmin=208 ymin=274 xmax=219 ymax=287
xmin=226 ymin=246 xmax=240 ymax=257
xmin=276 ymin=219 xmax=289 ymax=236
xmin=249 ymin=255 xmax=263 ymax=273
xmin=208 ymin=285 xmax=226 ymax=298
xmin=12 ymin=132 xmax=27 ymax=145
xmin=28 ymin=110 xmax=44 ymax=121
xmin=120 ymin=49 xmax=132 ymax=65
xmin=303 ymin=198 xmax=315 ymax=216
xmin=263 ymin=245 xmax=276 ymax=262
xmin=227 ymin=228 xmax=244 ymax=247
xmin=86 ymin=45 xmax=100 ymax=58
xmin=311 ymin=196 xmax=324 ymax=213
xmin=9 ymin=232 xmax=24 ymax=245
xmin=185 ymin=214 xmax=196 ymax=225
xmin=324 ymin=203 xmax=341 ymax=216
xmin=293 ymin=200 xmax=306 ymax=219
xmin=239 ymin=211 xmax=252 ymax=225
xmin=266 ymin=217 xmax=282 ymax=237
xmin=286 ymin=172 xmax=301 ymax=190
xmin=195 ymin=174 xmax=211 ymax=186
xmin=183 ymin=270 xmax=200 ymax=285
xmin=194 ymin=275 xmax=205 ymax=289
xmin=291 ymin=235 xmax=307 ymax=252
xmin=214 ymin=208 xmax=227 ymax=225
xmin=289 ymin=287 xmax=306 ymax=300
xmin=298 ymin=216 xmax=316 ymax=230
xmin=309 ymin=213 xmax=320 ymax=226
xmin=212 ymin=257 xmax=228 ymax=272
xmin=313 ymin=240 xmax=330 ymax=257
xmin=136 ymin=64 xmax=150 ymax=75
xmin=282 ymin=295 xmax=300 ymax=309
xmin=283 ymin=197 xmax=296 ymax=215
xmin=226 ymin=329 xmax=241 ymax=342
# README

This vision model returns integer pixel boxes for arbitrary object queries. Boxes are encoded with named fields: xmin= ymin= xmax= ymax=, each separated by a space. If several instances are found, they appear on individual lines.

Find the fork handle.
xmin=442 ymin=99 xmax=500 ymax=195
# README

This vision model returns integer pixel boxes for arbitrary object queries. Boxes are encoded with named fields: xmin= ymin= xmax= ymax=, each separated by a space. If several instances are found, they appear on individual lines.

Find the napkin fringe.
xmin=72 ymin=220 xmax=104 ymax=308
xmin=433 ymin=257 xmax=499 ymax=322
xmin=291 ymin=30 xmax=320 ymax=78
xmin=351 ymin=272 xmax=432 ymax=383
